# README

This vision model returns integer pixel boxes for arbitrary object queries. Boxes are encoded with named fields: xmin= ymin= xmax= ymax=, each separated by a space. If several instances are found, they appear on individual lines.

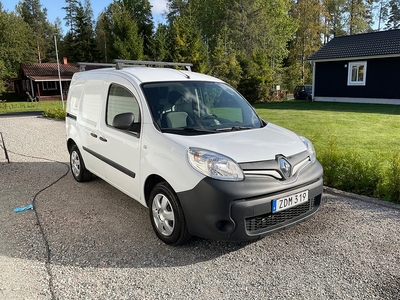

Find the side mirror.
xmin=113 ymin=113 xmax=135 ymax=130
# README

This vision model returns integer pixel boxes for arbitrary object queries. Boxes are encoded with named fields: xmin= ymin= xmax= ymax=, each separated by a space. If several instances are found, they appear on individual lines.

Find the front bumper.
xmin=177 ymin=161 xmax=323 ymax=241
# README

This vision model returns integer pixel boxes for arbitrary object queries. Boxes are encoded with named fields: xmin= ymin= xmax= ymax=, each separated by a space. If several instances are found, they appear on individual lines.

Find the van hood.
xmin=165 ymin=123 xmax=307 ymax=163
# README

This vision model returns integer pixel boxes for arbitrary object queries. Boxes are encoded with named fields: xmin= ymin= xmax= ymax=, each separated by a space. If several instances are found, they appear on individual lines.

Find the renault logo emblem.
xmin=279 ymin=157 xmax=292 ymax=179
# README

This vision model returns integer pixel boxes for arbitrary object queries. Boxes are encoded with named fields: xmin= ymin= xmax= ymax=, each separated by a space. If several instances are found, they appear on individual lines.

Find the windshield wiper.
xmin=161 ymin=127 xmax=217 ymax=133
xmin=216 ymin=126 xmax=253 ymax=132
xmin=183 ymin=127 xmax=218 ymax=133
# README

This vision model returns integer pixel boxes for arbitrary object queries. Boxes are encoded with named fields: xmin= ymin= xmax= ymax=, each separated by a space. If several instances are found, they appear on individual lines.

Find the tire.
xmin=149 ymin=182 xmax=192 ymax=245
xmin=70 ymin=144 xmax=92 ymax=182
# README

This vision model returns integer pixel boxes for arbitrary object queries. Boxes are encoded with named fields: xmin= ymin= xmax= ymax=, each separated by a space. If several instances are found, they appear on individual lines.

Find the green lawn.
xmin=0 ymin=100 xmax=65 ymax=113
xmin=254 ymin=100 xmax=400 ymax=162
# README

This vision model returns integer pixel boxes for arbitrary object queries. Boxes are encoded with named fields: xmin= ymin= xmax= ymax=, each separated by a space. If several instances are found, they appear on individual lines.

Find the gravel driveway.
xmin=0 ymin=115 xmax=399 ymax=300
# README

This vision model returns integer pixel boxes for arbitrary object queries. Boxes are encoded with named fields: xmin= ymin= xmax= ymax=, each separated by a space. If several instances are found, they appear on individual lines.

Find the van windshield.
xmin=142 ymin=81 xmax=263 ymax=134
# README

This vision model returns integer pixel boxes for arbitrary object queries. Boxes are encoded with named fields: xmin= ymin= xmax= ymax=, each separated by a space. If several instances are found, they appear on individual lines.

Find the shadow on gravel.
xmin=0 ymin=161 xmax=250 ymax=269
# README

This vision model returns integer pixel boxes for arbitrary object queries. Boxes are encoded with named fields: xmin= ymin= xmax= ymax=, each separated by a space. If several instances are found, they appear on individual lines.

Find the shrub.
xmin=375 ymin=153 xmax=400 ymax=203
xmin=318 ymin=137 xmax=382 ymax=200
xmin=43 ymin=108 xmax=66 ymax=120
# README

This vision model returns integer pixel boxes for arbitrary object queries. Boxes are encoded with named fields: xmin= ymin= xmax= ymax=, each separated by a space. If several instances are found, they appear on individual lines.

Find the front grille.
xmin=245 ymin=197 xmax=316 ymax=234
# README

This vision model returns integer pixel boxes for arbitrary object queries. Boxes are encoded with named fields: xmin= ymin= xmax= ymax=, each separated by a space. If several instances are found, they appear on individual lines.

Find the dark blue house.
xmin=308 ymin=30 xmax=400 ymax=105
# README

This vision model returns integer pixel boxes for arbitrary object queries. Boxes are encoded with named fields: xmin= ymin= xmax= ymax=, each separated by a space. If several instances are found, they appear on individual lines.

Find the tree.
xmin=209 ymin=29 xmax=242 ymax=88
xmin=344 ymin=0 xmax=374 ymax=34
xmin=106 ymin=2 xmax=144 ymax=60
xmin=289 ymin=0 xmax=323 ymax=86
xmin=62 ymin=0 xmax=98 ymax=61
xmin=322 ymin=0 xmax=347 ymax=42
xmin=222 ymin=0 xmax=297 ymax=101
xmin=63 ymin=0 xmax=80 ymax=34
xmin=0 ymin=9 xmax=36 ymax=93
xmin=119 ymin=0 xmax=154 ymax=57
xmin=95 ymin=12 xmax=109 ymax=62
xmin=16 ymin=0 xmax=59 ymax=63
xmin=168 ymin=10 xmax=208 ymax=72
xmin=150 ymin=23 xmax=170 ymax=61
xmin=386 ymin=0 xmax=400 ymax=28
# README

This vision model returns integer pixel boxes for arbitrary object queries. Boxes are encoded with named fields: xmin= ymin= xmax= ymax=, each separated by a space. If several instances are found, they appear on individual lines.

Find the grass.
xmin=253 ymin=100 xmax=400 ymax=163
xmin=254 ymin=100 xmax=400 ymax=202
xmin=0 ymin=100 xmax=65 ymax=114
xmin=0 ymin=92 xmax=65 ymax=114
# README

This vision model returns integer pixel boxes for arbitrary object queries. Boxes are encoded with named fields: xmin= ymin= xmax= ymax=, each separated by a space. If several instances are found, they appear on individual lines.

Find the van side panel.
xmin=76 ymin=74 xmax=109 ymax=177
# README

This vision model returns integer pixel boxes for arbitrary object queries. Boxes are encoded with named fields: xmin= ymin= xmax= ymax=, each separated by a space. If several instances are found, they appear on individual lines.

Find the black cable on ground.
xmin=8 ymin=149 xmax=70 ymax=300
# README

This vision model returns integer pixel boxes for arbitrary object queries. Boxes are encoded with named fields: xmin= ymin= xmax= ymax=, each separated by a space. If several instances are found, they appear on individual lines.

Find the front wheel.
xmin=70 ymin=144 xmax=92 ymax=182
xmin=149 ymin=182 xmax=191 ymax=245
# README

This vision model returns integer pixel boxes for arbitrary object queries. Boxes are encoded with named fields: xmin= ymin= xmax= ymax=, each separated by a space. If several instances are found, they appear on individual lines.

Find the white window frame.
xmin=42 ymin=81 xmax=57 ymax=91
xmin=347 ymin=61 xmax=367 ymax=86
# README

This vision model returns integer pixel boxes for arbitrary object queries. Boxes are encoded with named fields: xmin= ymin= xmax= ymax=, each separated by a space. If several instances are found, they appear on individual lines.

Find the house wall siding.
xmin=314 ymin=57 xmax=400 ymax=100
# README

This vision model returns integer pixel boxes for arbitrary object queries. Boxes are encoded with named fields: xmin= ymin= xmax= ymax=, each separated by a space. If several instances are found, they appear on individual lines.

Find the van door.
xmin=77 ymin=74 xmax=108 ymax=177
xmin=97 ymin=77 xmax=142 ymax=202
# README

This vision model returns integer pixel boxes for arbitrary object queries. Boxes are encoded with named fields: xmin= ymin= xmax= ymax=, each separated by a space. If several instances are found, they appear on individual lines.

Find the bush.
xmin=318 ymin=137 xmax=400 ymax=203
xmin=375 ymin=153 xmax=400 ymax=203
xmin=43 ymin=108 xmax=66 ymax=120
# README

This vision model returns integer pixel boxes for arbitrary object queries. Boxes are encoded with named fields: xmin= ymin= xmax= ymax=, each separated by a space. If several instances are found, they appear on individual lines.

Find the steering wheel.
xmin=200 ymin=114 xmax=220 ymax=126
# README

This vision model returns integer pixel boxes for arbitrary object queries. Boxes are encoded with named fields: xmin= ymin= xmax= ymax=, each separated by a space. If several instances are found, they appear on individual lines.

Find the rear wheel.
xmin=70 ymin=144 xmax=92 ymax=182
xmin=149 ymin=182 xmax=191 ymax=245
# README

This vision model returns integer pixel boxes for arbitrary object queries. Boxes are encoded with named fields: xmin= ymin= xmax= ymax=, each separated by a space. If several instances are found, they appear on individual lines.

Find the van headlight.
xmin=299 ymin=136 xmax=316 ymax=163
xmin=187 ymin=148 xmax=244 ymax=181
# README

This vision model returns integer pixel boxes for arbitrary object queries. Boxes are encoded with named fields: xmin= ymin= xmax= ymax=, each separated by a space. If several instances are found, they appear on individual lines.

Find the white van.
xmin=66 ymin=60 xmax=323 ymax=245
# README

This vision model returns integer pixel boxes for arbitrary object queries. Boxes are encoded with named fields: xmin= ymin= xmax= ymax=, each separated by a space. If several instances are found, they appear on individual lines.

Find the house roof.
xmin=308 ymin=29 xmax=400 ymax=62
xmin=20 ymin=63 xmax=79 ymax=79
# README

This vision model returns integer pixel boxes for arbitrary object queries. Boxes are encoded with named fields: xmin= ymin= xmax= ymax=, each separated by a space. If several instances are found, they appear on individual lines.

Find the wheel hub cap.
xmin=152 ymin=194 xmax=175 ymax=236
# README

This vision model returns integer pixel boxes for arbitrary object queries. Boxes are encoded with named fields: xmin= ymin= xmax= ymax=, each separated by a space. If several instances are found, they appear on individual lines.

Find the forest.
xmin=1 ymin=0 xmax=399 ymax=102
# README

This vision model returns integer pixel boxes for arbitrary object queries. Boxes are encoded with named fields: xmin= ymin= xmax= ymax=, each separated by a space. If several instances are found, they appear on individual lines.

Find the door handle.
xmin=99 ymin=136 xmax=107 ymax=142
xmin=90 ymin=133 xmax=97 ymax=138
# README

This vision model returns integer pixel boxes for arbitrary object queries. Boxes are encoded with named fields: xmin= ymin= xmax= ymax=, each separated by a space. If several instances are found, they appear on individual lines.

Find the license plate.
xmin=272 ymin=190 xmax=309 ymax=213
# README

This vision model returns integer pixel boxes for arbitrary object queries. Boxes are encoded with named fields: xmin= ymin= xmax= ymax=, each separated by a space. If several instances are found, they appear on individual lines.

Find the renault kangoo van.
xmin=66 ymin=60 xmax=323 ymax=245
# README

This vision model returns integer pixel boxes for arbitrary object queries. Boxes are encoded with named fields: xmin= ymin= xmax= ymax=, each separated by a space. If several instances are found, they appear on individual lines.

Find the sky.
xmin=2 ymin=0 xmax=168 ymax=33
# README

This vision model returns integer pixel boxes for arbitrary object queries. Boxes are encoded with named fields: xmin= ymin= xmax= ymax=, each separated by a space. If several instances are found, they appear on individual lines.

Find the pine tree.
xmin=16 ymin=0 xmax=57 ymax=63
xmin=119 ymin=0 xmax=154 ymax=58
xmin=63 ymin=0 xmax=80 ymax=34
xmin=345 ymin=0 xmax=374 ymax=34
xmin=322 ymin=0 xmax=347 ymax=41
xmin=386 ymin=0 xmax=400 ymax=28
xmin=151 ymin=23 xmax=170 ymax=61
xmin=62 ymin=0 xmax=98 ymax=62
xmin=106 ymin=2 xmax=144 ymax=60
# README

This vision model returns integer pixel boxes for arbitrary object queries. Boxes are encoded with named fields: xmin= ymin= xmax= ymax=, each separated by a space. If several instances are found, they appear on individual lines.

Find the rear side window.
xmin=80 ymin=78 xmax=105 ymax=127
xmin=106 ymin=84 xmax=141 ymax=127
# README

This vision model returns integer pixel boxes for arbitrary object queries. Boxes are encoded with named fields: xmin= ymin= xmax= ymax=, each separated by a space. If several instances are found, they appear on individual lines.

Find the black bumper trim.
xmin=177 ymin=161 xmax=323 ymax=241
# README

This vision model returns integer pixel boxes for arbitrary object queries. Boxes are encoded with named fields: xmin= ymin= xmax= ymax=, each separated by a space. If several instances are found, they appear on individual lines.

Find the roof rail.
xmin=113 ymin=60 xmax=193 ymax=71
xmin=78 ymin=62 xmax=115 ymax=71
xmin=78 ymin=60 xmax=193 ymax=72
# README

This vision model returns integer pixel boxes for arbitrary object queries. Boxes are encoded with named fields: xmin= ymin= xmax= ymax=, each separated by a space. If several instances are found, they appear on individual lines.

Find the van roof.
xmin=79 ymin=66 xmax=223 ymax=84
xmin=77 ymin=60 xmax=223 ymax=84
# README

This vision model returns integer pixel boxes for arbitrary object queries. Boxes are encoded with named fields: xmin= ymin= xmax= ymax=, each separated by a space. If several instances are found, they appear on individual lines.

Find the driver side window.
xmin=106 ymin=84 xmax=141 ymax=131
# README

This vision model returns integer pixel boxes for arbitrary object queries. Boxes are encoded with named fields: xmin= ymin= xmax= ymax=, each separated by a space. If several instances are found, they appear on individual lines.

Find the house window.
xmin=348 ymin=61 xmax=367 ymax=86
xmin=42 ymin=81 xmax=57 ymax=90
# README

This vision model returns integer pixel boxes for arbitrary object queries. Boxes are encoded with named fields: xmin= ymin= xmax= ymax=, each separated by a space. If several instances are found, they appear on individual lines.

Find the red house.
xmin=14 ymin=58 xmax=79 ymax=101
